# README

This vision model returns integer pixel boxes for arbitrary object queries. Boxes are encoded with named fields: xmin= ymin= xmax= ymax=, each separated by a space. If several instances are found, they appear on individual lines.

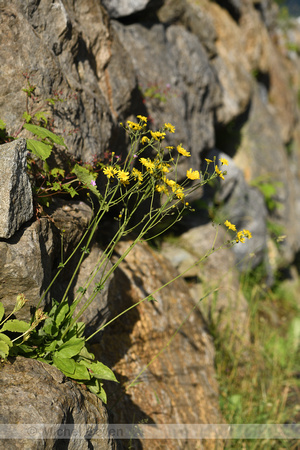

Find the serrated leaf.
xmin=0 ymin=319 xmax=31 ymax=333
xmin=23 ymin=123 xmax=65 ymax=147
xmin=26 ymin=139 xmax=52 ymax=161
xmin=52 ymin=355 xmax=76 ymax=375
xmin=72 ymin=164 xmax=102 ymax=199
xmin=56 ymin=337 xmax=85 ymax=358
xmin=0 ymin=341 xmax=10 ymax=359
xmin=0 ymin=302 xmax=4 ymax=323
xmin=0 ymin=333 xmax=12 ymax=347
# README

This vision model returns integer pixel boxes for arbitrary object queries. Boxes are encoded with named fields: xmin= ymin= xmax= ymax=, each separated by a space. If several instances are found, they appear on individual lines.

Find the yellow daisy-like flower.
xmin=205 ymin=158 xmax=213 ymax=164
xmin=224 ymin=220 xmax=236 ymax=231
xmin=175 ymin=188 xmax=185 ymax=200
xmin=117 ymin=169 xmax=130 ymax=185
xmin=236 ymin=231 xmax=245 ymax=243
xmin=186 ymin=168 xmax=200 ymax=180
xmin=177 ymin=144 xmax=191 ymax=157
xmin=219 ymin=158 xmax=228 ymax=166
xmin=141 ymin=136 xmax=150 ymax=145
xmin=215 ymin=165 xmax=225 ymax=180
xmin=243 ymin=229 xmax=252 ymax=239
xmin=140 ymin=157 xmax=156 ymax=173
xmin=150 ymin=130 xmax=166 ymax=141
xmin=137 ymin=115 xmax=147 ymax=123
xmin=127 ymin=120 xmax=142 ymax=131
xmin=132 ymin=167 xmax=143 ymax=183
xmin=103 ymin=166 xmax=118 ymax=178
xmin=156 ymin=184 xmax=169 ymax=195
xmin=165 ymin=146 xmax=174 ymax=150
xmin=164 ymin=123 xmax=175 ymax=133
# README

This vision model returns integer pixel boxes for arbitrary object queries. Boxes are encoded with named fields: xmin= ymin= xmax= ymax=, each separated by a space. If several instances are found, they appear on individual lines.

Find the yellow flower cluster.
xmin=102 ymin=117 xmax=234 ymax=215
xmin=224 ymin=220 xmax=252 ymax=243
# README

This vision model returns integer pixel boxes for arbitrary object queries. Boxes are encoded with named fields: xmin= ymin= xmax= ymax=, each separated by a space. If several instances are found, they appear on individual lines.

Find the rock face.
xmin=92 ymin=241 xmax=224 ymax=448
xmin=0 ymin=357 xmax=115 ymax=450
xmin=1 ymin=0 xmax=300 ymax=448
xmin=0 ymin=139 xmax=33 ymax=239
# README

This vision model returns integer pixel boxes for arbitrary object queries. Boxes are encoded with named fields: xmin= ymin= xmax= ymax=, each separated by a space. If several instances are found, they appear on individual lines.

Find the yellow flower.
xmin=224 ymin=220 xmax=236 ymax=231
xmin=141 ymin=136 xmax=150 ymax=145
xmin=132 ymin=167 xmax=143 ymax=183
xmin=150 ymin=130 xmax=166 ymax=140
xmin=175 ymin=188 xmax=185 ymax=200
xmin=156 ymin=184 xmax=169 ymax=195
xmin=137 ymin=115 xmax=147 ymax=123
xmin=117 ymin=169 xmax=130 ymax=185
xmin=205 ymin=158 xmax=213 ymax=164
xmin=165 ymin=146 xmax=174 ymax=150
xmin=236 ymin=231 xmax=245 ymax=243
xmin=177 ymin=144 xmax=191 ymax=157
xmin=164 ymin=123 xmax=175 ymax=133
xmin=103 ymin=166 xmax=118 ymax=178
xmin=243 ymin=229 xmax=252 ymax=239
xmin=140 ymin=157 xmax=156 ymax=173
xmin=186 ymin=168 xmax=200 ymax=180
xmin=215 ymin=165 xmax=225 ymax=180
xmin=219 ymin=158 xmax=228 ymax=166
xmin=127 ymin=120 xmax=142 ymax=131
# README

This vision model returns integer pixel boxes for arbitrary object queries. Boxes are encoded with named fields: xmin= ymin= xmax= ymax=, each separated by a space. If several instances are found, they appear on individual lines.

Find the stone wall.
xmin=1 ymin=0 xmax=300 ymax=448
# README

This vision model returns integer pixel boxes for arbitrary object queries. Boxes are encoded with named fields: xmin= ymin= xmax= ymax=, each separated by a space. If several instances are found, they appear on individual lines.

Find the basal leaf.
xmin=0 ymin=119 xmax=6 ymax=130
xmin=0 ymin=319 xmax=31 ymax=333
xmin=0 ymin=341 xmax=10 ymax=359
xmin=70 ymin=362 xmax=91 ymax=380
xmin=52 ymin=355 xmax=76 ymax=375
xmin=81 ymin=360 xmax=118 ymax=382
xmin=55 ymin=301 xmax=69 ymax=327
xmin=0 ymin=333 xmax=12 ymax=347
xmin=56 ymin=337 xmax=85 ymax=358
xmin=26 ymin=139 xmax=52 ymax=161
xmin=0 ymin=302 xmax=4 ymax=322
xmin=23 ymin=123 xmax=65 ymax=146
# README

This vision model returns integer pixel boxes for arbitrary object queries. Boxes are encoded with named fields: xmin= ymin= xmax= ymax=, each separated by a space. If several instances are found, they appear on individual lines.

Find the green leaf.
xmin=52 ymin=355 xmax=76 ymax=375
xmin=97 ymin=386 xmax=107 ymax=404
xmin=55 ymin=300 xmax=69 ymax=327
xmin=0 ymin=333 xmax=12 ymax=347
xmin=50 ymin=168 xmax=65 ymax=178
xmin=0 ymin=319 xmax=31 ymax=333
xmin=81 ymin=360 xmax=118 ymax=382
xmin=0 ymin=302 xmax=4 ymax=323
xmin=34 ymin=111 xmax=48 ymax=125
xmin=23 ymin=123 xmax=65 ymax=147
xmin=0 ymin=119 xmax=6 ymax=130
xmin=22 ymin=111 xmax=32 ymax=123
xmin=0 ymin=341 xmax=10 ymax=359
xmin=56 ymin=337 xmax=85 ymax=358
xmin=26 ymin=139 xmax=52 ymax=161
xmin=71 ymin=362 xmax=91 ymax=380
xmin=72 ymin=164 xmax=102 ymax=199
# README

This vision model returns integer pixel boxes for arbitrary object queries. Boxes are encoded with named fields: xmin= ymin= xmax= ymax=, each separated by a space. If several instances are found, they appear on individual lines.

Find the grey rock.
xmin=0 ymin=139 xmax=33 ymax=239
xmin=100 ymin=0 xmax=152 ymax=18
xmin=0 ymin=218 xmax=58 ymax=320
xmin=0 ymin=357 xmax=115 ymax=450
xmin=207 ymin=149 xmax=268 ymax=270
xmin=73 ymin=245 xmax=115 ymax=342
